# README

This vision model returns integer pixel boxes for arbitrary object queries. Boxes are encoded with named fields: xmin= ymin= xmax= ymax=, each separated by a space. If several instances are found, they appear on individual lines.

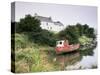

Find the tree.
xmin=58 ymin=25 xmax=79 ymax=44
xmin=31 ymin=29 xmax=56 ymax=46
xmin=58 ymin=23 xmax=96 ymax=44
xmin=83 ymin=24 xmax=89 ymax=35
xmin=16 ymin=15 xmax=41 ymax=32
xmin=87 ymin=28 xmax=95 ymax=38
xmin=76 ymin=23 xmax=83 ymax=36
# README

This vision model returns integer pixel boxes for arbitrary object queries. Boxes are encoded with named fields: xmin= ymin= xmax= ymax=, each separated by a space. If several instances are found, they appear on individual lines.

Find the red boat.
xmin=55 ymin=40 xmax=80 ymax=54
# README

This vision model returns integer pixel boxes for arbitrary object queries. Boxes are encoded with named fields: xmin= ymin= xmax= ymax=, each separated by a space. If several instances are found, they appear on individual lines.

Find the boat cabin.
xmin=56 ymin=40 xmax=65 ymax=47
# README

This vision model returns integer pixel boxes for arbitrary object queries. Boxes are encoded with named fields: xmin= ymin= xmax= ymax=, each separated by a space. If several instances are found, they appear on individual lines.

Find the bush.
xmin=58 ymin=23 xmax=96 ymax=44
xmin=29 ymin=30 xmax=56 ymax=47
xmin=16 ymin=15 xmax=41 ymax=33
xmin=78 ymin=35 xmax=93 ymax=45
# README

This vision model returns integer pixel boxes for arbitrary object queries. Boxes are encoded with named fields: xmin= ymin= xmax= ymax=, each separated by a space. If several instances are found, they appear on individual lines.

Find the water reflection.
xmin=46 ymin=45 xmax=97 ymax=70
xmin=65 ymin=48 xmax=97 ymax=70
xmin=78 ymin=50 xmax=97 ymax=69
xmin=47 ymin=47 xmax=97 ymax=70
xmin=55 ymin=51 xmax=82 ymax=70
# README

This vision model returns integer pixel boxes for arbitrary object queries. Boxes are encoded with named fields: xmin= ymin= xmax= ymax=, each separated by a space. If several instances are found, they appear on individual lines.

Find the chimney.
xmin=49 ymin=16 xmax=51 ymax=20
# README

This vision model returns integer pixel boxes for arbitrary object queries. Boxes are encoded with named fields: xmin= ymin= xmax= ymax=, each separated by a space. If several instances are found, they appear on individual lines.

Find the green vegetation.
xmin=16 ymin=15 xmax=41 ymax=32
xmin=58 ymin=23 xmax=96 ymax=45
xmin=12 ymin=33 xmax=63 ymax=73
xmin=11 ymin=14 xmax=97 ymax=73
xmin=78 ymin=36 xmax=93 ymax=45
xmin=14 ymin=15 xmax=96 ymax=47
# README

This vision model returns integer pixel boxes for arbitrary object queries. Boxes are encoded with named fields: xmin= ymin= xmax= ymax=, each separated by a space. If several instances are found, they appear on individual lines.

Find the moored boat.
xmin=55 ymin=40 xmax=80 ymax=54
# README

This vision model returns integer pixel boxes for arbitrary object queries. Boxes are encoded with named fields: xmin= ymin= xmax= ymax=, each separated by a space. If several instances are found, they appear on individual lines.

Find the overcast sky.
xmin=14 ymin=2 xmax=97 ymax=29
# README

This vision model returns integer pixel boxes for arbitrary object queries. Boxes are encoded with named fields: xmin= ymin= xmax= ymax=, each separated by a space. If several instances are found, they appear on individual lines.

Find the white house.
xmin=34 ymin=13 xmax=64 ymax=32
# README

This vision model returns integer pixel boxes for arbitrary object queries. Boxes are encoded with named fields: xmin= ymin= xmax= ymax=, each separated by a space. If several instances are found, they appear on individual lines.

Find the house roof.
xmin=35 ymin=16 xmax=53 ymax=23
xmin=34 ymin=13 xmax=64 ymax=26
xmin=54 ymin=21 xmax=64 ymax=26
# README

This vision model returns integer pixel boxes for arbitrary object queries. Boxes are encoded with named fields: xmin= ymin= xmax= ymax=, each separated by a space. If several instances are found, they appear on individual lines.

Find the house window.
xmin=47 ymin=26 xmax=52 ymax=30
xmin=59 ymin=41 xmax=62 ymax=45
xmin=46 ymin=23 xmax=48 ymax=26
xmin=48 ymin=27 xmax=49 ymax=29
xmin=50 ymin=27 xmax=52 ymax=30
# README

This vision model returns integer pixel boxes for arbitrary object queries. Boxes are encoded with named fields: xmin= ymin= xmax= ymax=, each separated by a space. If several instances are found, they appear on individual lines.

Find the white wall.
xmin=40 ymin=21 xmax=64 ymax=32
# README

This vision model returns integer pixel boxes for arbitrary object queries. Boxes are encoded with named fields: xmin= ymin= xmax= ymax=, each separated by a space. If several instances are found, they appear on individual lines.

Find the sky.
xmin=13 ymin=2 xmax=97 ymax=29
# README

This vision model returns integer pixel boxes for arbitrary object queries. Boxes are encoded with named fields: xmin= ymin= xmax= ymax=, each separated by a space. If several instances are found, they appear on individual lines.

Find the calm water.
xmin=65 ymin=48 xmax=97 ymax=70
xmin=50 ymin=47 xmax=98 ymax=70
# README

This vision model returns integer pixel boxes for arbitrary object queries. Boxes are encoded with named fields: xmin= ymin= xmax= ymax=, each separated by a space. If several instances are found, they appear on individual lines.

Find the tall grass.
xmin=13 ymin=33 xmax=57 ymax=73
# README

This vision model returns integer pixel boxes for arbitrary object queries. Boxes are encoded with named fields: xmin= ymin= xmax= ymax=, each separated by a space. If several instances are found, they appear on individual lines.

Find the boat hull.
xmin=55 ymin=44 xmax=80 ymax=54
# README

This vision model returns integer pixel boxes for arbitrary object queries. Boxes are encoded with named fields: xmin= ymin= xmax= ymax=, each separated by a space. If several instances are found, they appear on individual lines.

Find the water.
xmin=51 ymin=47 xmax=98 ymax=70
xmin=77 ymin=48 xmax=97 ymax=68
xmin=65 ymin=48 xmax=97 ymax=70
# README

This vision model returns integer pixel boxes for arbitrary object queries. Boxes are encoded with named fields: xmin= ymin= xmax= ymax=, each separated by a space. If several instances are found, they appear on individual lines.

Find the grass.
xmin=12 ymin=33 xmax=97 ymax=73
xmin=12 ymin=33 xmax=60 ymax=73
